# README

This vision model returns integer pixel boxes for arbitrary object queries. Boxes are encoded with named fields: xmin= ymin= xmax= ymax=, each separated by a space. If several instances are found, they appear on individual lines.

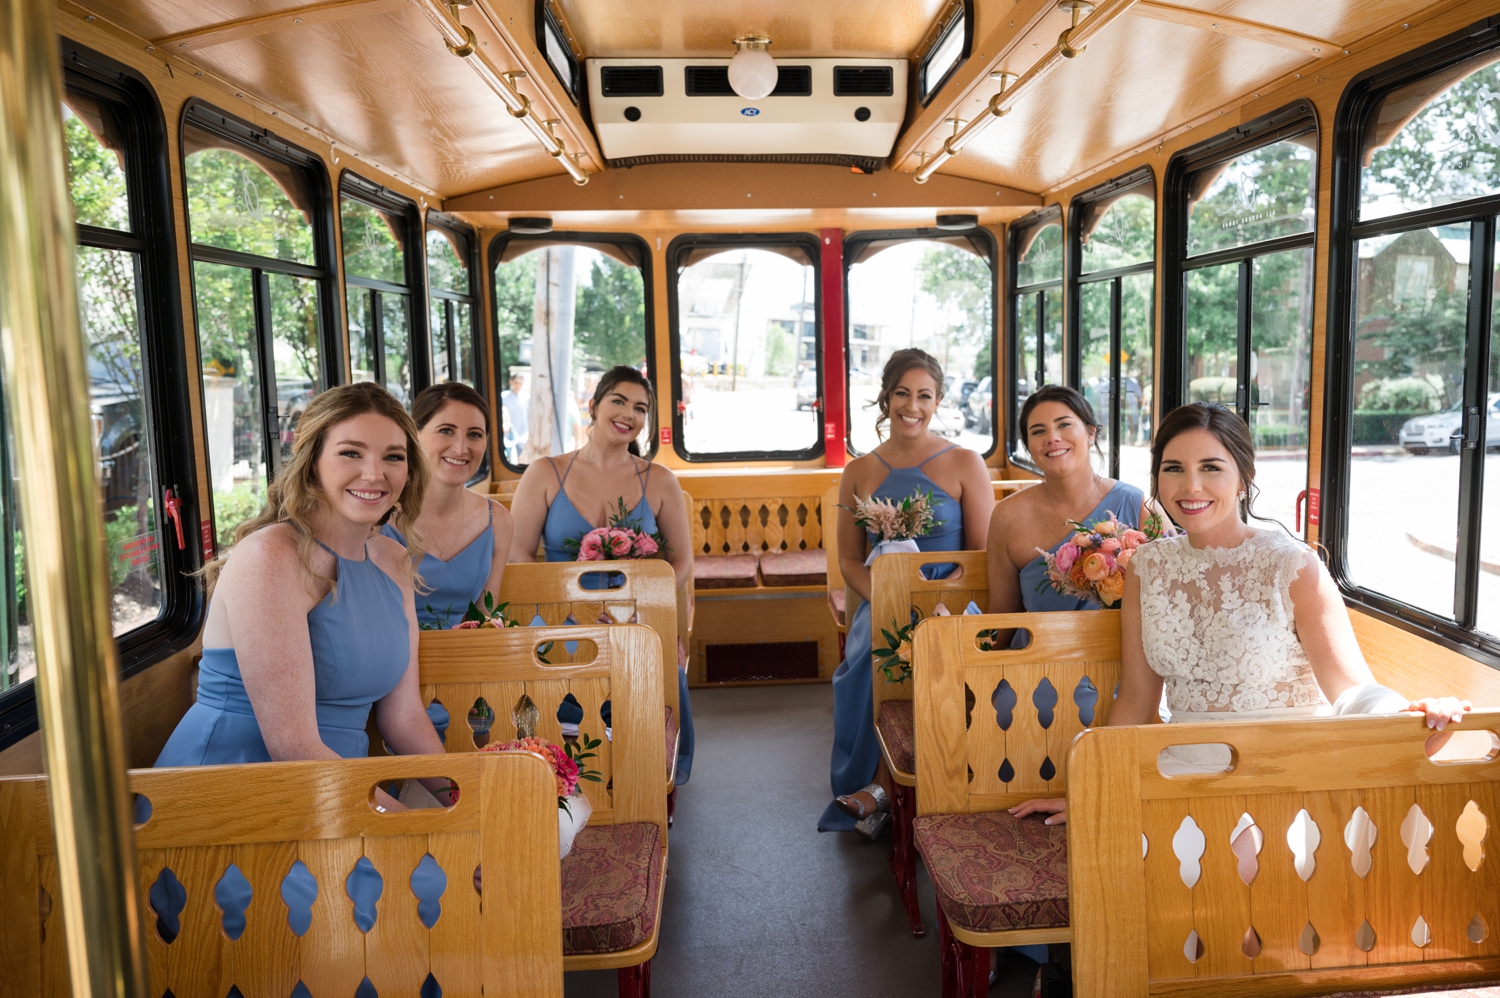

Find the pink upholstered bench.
xmin=562 ymin=822 xmax=664 ymax=958
xmin=759 ymin=548 xmax=827 ymax=586
xmin=693 ymin=553 xmax=759 ymax=589
xmin=876 ymin=699 xmax=914 ymax=774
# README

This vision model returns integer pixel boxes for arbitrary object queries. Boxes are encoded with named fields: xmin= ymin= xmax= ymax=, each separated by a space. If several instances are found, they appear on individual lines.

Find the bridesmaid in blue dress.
xmin=155 ymin=383 xmax=452 ymax=813
xmin=508 ymin=366 xmax=698 ymax=784
xmin=381 ymin=383 xmax=513 ymax=742
xmin=820 ymin=350 xmax=994 ymax=834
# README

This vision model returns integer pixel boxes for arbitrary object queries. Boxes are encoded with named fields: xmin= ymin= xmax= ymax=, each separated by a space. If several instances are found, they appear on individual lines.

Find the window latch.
xmin=676 ymin=400 xmax=688 ymax=415
xmin=163 ymin=487 xmax=186 ymax=551
xmin=811 ymin=398 xmax=821 ymax=412
xmin=1465 ymin=407 xmax=1482 ymax=450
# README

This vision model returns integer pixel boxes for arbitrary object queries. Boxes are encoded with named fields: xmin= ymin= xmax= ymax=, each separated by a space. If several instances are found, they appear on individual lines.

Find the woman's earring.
xmin=390 ymin=500 xmax=403 ymax=516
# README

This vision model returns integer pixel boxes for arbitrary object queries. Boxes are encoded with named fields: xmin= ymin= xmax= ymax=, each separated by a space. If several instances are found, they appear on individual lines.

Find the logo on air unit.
xmin=740 ymin=108 xmax=760 ymax=117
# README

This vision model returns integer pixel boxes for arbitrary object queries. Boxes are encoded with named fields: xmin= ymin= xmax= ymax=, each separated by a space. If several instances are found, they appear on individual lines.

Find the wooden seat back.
xmin=496 ymin=560 xmax=678 ymax=781
xmin=1067 ymin=711 xmax=1500 ymax=998
xmin=417 ymin=623 xmax=668 ymax=835
xmin=870 ymin=551 xmax=989 ymax=724
xmin=0 ymin=753 xmax=563 ymax=998
xmin=823 ymin=484 xmax=846 ymax=631
xmin=913 ymin=611 xmax=1121 ymax=815
xmin=682 ymin=470 xmax=839 ymax=558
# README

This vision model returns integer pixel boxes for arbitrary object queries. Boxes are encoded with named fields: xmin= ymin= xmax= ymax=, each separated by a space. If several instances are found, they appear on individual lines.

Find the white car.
xmin=932 ymin=403 xmax=965 ymax=439
xmin=1400 ymin=394 xmax=1500 ymax=454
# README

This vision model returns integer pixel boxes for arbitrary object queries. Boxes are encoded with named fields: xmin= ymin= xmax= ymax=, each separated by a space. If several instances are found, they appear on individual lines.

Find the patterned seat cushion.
xmin=877 ymin=699 xmax=915 ymax=774
xmin=829 ymin=587 xmax=846 ymax=627
xmin=759 ymin=548 xmax=827 ymax=586
xmin=693 ymin=554 xmax=759 ymax=589
xmin=1327 ymin=986 xmax=1500 ymax=997
xmin=561 ymin=822 xmax=663 ymax=955
xmin=913 ymin=810 xmax=1069 ymax=935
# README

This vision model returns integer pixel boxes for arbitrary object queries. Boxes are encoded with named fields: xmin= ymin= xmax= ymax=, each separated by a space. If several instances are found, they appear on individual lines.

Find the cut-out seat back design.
xmin=1067 ymin=711 xmax=1500 ymax=998
xmin=0 ymin=753 xmax=564 ymax=998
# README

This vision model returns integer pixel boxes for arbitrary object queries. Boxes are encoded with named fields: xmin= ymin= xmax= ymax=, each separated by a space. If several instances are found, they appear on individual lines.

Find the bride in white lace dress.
xmin=1013 ymin=402 xmax=1469 ymax=824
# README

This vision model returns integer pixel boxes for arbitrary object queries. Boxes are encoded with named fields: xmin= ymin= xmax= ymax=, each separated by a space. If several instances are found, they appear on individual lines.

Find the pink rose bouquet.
xmin=563 ymin=497 xmax=667 ymax=562
xmin=1033 ymin=509 xmax=1176 ymax=609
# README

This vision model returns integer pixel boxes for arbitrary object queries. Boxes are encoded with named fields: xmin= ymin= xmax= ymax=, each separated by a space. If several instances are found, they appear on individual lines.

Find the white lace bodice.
xmin=1132 ymin=530 xmax=1327 ymax=714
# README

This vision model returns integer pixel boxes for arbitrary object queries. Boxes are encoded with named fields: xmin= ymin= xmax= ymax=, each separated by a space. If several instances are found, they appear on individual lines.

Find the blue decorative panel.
xmin=214 ymin=865 xmax=252 ymax=941
xmin=280 ymin=860 xmax=318 ymax=937
xmin=149 ymin=867 xmax=186 ymax=944
xmin=410 ymin=854 xmax=447 ymax=929
xmin=346 ymin=857 xmax=384 ymax=933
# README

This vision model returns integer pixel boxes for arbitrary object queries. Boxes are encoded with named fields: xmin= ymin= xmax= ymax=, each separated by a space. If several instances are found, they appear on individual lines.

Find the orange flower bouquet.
xmin=1033 ymin=509 xmax=1175 ymax=609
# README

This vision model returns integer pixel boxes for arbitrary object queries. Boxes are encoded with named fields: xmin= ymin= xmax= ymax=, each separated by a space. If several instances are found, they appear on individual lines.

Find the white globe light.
xmin=728 ymin=48 xmax=777 ymax=100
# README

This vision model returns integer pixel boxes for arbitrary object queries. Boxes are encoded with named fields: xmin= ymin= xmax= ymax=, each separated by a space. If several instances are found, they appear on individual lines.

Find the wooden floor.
xmin=564 ymin=682 xmax=1046 ymax=997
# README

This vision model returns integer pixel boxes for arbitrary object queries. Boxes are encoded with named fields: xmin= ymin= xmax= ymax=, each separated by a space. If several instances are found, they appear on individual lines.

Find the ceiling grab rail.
xmin=912 ymin=0 xmax=1141 ymax=183
xmin=412 ymin=0 xmax=592 ymax=186
xmin=0 ymin=2 xmax=149 ymax=997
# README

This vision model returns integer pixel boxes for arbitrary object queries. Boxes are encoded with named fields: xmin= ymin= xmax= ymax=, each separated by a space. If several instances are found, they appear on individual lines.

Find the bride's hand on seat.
xmin=1405 ymin=697 xmax=1471 ymax=730
xmin=1009 ymin=798 xmax=1067 ymax=825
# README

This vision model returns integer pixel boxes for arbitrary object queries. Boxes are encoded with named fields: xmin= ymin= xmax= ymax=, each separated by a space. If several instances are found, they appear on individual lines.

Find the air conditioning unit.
xmin=586 ymin=58 xmax=907 ymax=165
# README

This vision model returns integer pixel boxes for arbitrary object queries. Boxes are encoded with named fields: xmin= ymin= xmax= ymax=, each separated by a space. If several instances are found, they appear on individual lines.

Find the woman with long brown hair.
xmin=153 ymin=383 xmax=451 ymax=810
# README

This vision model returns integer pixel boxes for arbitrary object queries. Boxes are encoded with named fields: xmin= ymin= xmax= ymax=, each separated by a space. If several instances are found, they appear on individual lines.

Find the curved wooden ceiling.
xmin=60 ymin=0 xmax=1478 ymax=208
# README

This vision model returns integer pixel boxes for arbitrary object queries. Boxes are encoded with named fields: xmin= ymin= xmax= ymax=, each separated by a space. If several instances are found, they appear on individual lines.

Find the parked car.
xmin=795 ymin=368 xmax=818 ymax=410
xmin=966 ymin=377 xmax=994 ymax=434
xmin=1401 ymin=394 xmax=1500 ymax=453
xmin=932 ymin=402 xmax=965 ymax=439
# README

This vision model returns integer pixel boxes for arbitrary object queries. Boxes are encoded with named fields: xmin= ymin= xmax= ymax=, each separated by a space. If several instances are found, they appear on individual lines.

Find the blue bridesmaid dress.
xmin=382 ymin=502 xmax=499 ymax=741
xmin=541 ymin=453 xmax=696 ymax=785
xmin=819 ymin=445 xmax=966 ymax=832
xmin=154 ymin=541 xmax=410 ymax=766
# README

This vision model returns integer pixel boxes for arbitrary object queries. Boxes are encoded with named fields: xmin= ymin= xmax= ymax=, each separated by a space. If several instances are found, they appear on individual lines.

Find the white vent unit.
xmin=586 ymin=58 xmax=907 ymax=162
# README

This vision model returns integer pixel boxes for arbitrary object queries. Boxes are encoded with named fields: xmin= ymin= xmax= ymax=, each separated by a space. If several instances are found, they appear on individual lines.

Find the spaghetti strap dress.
xmin=382 ymin=501 xmax=498 ymax=740
xmin=154 ymin=541 xmax=411 ymax=766
xmin=820 ymin=444 xmax=966 ymax=832
xmin=540 ymin=453 xmax=696 ymax=785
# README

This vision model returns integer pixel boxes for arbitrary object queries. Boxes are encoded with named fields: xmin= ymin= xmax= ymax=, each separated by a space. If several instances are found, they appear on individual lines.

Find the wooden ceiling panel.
xmin=552 ymin=0 xmax=952 ymax=58
xmin=1187 ymin=0 xmax=1447 ymax=47
xmin=71 ymin=0 xmax=309 ymax=44
xmin=952 ymin=16 xmax=1310 ymax=190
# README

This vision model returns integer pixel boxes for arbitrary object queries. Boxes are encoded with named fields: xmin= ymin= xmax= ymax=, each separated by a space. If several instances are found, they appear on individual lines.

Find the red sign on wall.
xmin=201 ymin=520 xmax=215 ymax=561
xmin=659 ymin=427 xmax=672 ymax=444
xmin=1306 ymin=488 xmax=1320 ymax=526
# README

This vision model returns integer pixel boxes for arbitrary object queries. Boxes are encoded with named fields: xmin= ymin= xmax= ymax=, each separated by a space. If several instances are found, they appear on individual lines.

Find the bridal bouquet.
xmin=843 ymin=490 xmax=943 ymax=566
xmin=1033 ymin=509 xmax=1174 ymax=609
xmin=564 ymin=497 xmax=665 ymax=561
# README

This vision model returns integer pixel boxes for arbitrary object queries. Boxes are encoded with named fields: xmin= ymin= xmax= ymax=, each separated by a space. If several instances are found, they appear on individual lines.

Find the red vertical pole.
xmin=820 ymin=228 xmax=847 ymax=468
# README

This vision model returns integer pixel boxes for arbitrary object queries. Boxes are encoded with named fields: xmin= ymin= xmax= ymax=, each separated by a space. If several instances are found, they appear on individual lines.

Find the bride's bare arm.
xmin=1110 ymin=567 xmax=1164 ymax=726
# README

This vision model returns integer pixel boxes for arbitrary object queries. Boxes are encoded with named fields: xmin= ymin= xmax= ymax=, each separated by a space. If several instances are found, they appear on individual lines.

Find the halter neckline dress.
xmin=383 ymin=501 xmax=498 ymax=741
xmin=154 ymin=540 xmax=410 ymax=766
xmin=820 ymin=444 xmax=966 ymax=832
xmin=541 ymin=452 xmax=696 ymax=785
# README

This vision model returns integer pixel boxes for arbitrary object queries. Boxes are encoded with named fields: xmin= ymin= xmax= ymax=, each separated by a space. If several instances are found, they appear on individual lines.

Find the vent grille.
xmin=684 ymin=65 xmax=815 ymax=97
xmin=600 ymin=65 xmax=663 ymax=97
xmin=833 ymin=66 xmax=894 ymax=97
xmin=705 ymin=641 xmax=820 ymax=683
xmin=607 ymin=152 xmax=883 ymax=172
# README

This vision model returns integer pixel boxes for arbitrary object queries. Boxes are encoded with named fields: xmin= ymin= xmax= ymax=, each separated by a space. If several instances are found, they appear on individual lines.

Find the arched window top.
xmin=185 ymin=127 xmax=316 ymax=265
xmin=1359 ymin=49 xmax=1500 ymax=221
xmin=1016 ymin=221 xmax=1063 ymax=287
xmin=342 ymin=198 xmax=408 ymax=285
xmin=63 ymin=95 xmax=129 ymax=231
xmin=1186 ymin=137 xmax=1316 ymax=257
xmin=426 ymin=227 xmax=470 ymax=296
xmin=1080 ymin=191 xmax=1155 ymax=274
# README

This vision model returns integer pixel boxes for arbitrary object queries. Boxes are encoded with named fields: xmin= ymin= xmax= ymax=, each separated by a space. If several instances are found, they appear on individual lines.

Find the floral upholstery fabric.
xmin=760 ymin=549 xmax=827 ymax=586
xmin=877 ymin=699 xmax=915 ymax=774
xmin=561 ymin=822 xmax=663 ymax=955
xmin=693 ymin=554 xmax=759 ymax=589
xmin=913 ymin=810 xmax=1069 ymax=934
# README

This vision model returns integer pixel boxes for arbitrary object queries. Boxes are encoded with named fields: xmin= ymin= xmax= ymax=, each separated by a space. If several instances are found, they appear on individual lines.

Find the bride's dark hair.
xmin=1150 ymin=402 xmax=1290 ymax=533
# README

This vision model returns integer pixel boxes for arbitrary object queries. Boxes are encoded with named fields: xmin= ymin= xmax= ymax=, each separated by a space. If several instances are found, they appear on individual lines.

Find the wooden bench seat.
xmin=417 ymin=623 xmax=668 ymax=998
xmin=913 ymin=610 xmax=1123 ymax=995
xmin=693 ymin=553 xmax=760 ymax=589
xmin=0 ymin=753 xmax=564 ymax=998
xmin=758 ymin=547 xmax=828 ymax=586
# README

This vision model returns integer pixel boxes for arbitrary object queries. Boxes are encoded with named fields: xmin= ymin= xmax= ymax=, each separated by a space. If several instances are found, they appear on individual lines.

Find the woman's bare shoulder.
xmin=366 ymin=531 xmax=416 ymax=590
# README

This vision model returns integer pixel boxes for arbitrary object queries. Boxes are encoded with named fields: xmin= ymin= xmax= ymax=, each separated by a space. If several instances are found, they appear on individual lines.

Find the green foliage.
xmin=104 ymin=504 xmax=141 ymax=589
xmin=186 ymin=149 xmax=314 ymax=264
xmin=1364 ymin=67 xmax=1500 ymax=211
xmin=1187 ymin=141 xmax=1314 ymax=255
xmin=872 ymin=618 xmax=917 ymax=684
xmin=565 ymin=732 xmax=604 ymax=784
xmin=1080 ymin=193 xmax=1154 ymax=273
xmin=1356 ymin=287 xmax=1469 ymax=409
xmin=917 ymin=245 xmax=993 ymax=369
xmin=764 ymin=322 xmax=795 ymax=377
xmin=1358 ymin=377 xmax=1442 ymax=413
xmin=63 ymin=111 xmax=129 ymax=230
xmin=494 ymin=253 xmax=538 ymax=380
xmin=12 ymin=530 xmax=25 ymax=621
xmin=213 ymin=481 xmax=264 ymax=550
xmin=575 ymin=256 xmax=646 ymax=368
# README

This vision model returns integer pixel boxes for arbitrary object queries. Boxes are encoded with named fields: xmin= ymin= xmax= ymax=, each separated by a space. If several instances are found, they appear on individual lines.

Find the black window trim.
xmin=0 ymin=42 xmax=204 ymax=752
xmin=339 ymin=170 xmax=429 ymax=396
xmin=1066 ymin=166 xmax=1157 ymax=478
xmin=1322 ymin=13 xmax=1500 ymax=669
xmin=1161 ymin=100 xmax=1319 ymax=411
xmin=1006 ymin=205 xmax=1064 ymax=471
xmin=666 ymin=232 xmax=823 ymax=464
xmin=841 ymin=226 xmax=999 ymax=460
xmin=917 ymin=0 xmax=974 ymax=107
xmin=487 ymin=230 xmax=657 ymax=473
xmin=536 ymin=0 xmax=582 ymax=107
xmin=425 ymin=208 xmax=483 ymax=390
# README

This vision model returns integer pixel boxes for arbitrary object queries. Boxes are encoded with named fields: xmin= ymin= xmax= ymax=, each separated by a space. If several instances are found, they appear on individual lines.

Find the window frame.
xmin=842 ymin=226 xmax=999 ymax=459
xmin=425 ymin=208 xmax=482 ymax=388
xmin=339 ymin=171 xmax=428 ymax=399
xmin=1006 ymin=206 xmax=1065 ymax=470
xmin=487 ymin=230 xmax=657 ymax=473
xmin=1322 ymin=17 xmax=1500 ymax=667
xmin=1067 ymin=167 xmax=1157 ymax=479
xmin=916 ymin=0 xmax=974 ymax=107
xmin=666 ymin=232 xmax=823 ymax=463
xmin=0 ymin=43 xmax=204 ymax=752
xmin=536 ymin=0 xmax=582 ymax=106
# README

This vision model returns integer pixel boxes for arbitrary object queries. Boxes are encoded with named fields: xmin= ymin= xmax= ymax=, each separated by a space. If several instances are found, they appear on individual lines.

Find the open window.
xmin=1165 ymin=103 xmax=1318 ymax=535
xmin=1008 ymin=210 xmax=1064 ymax=467
xmin=426 ymin=211 xmax=480 ymax=388
xmin=1326 ymin=22 xmax=1500 ymax=657
xmin=1070 ymin=169 xmax=1156 ymax=493
xmin=490 ymin=233 xmax=653 ymax=470
xmin=184 ymin=101 xmax=340 ymax=554
xmin=845 ymin=227 xmax=997 ymax=457
xmin=667 ymin=235 xmax=821 ymax=462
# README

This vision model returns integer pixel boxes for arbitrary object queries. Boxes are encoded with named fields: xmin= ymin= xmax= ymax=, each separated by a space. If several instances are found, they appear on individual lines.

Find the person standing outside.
xmin=500 ymin=372 xmax=528 ymax=464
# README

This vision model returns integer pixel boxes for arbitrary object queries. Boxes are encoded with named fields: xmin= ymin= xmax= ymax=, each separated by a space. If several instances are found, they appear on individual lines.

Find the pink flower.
xmin=1054 ymin=542 xmax=1079 ymax=572
xmin=1072 ymin=532 xmax=1095 ymax=548
xmin=453 ymin=619 xmax=483 ymax=630
xmin=578 ymin=530 xmax=607 ymax=561
xmin=1121 ymin=529 xmax=1149 ymax=549
xmin=607 ymin=528 xmax=635 ymax=557
xmin=1115 ymin=547 xmax=1133 ymax=570
xmin=1080 ymin=550 xmax=1115 ymax=582
xmin=1099 ymin=537 xmax=1122 ymax=555
xmin=632 ymin=533 xmax=659 ymax=557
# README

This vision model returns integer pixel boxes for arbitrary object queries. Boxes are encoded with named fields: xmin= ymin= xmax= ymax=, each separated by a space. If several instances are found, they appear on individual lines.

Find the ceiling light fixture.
xmin=728 ymin=35 xmax=777 ymax=100
xmin=509 ymin=217 xmax=553 ymax=235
